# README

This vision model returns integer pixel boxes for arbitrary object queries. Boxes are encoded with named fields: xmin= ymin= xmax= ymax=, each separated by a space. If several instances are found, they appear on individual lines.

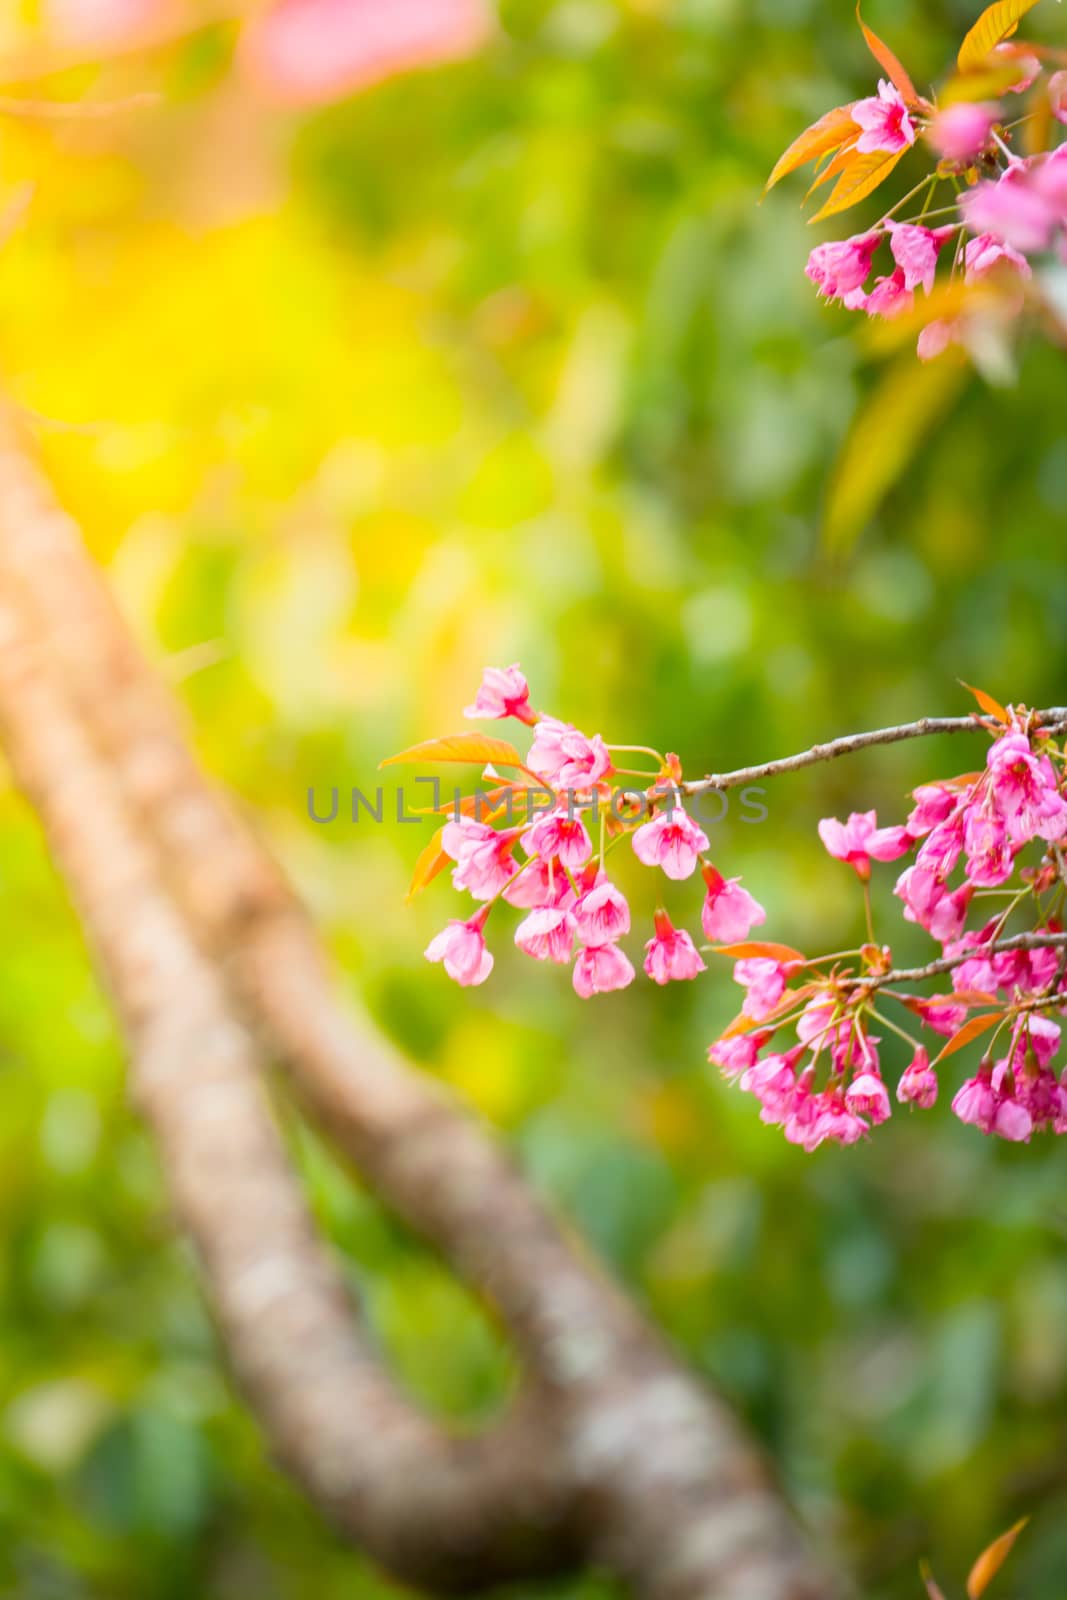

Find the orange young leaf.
xmin=966 ymin=1517 xmax=1029 ymax=1599
xmin=805 ymin=139 xmax=861 ymax=198
xmin=405 ymin=824 xmax=451 ymax=904
xmin=857 ymin=2 xmax=920 ymax=105
xmin=711 ymin=941 xmax=807 ymax=963
xmin=764 ymin=103 xmax=858 ymax=194
xmin=933 ymin=1010 xmax=1006 ymax=1064
xmin=381 ymin=733 xmax=526 ymax=770
xmin=960 ymin=680 xmax=1010 ymax=723
xmin=958 ymin=0 xmax=1041 ymax=73
xmin=809 ymin=145 xmax=906 ymax=224
xmin=718 ymin=984 xmax=818 ymax=1039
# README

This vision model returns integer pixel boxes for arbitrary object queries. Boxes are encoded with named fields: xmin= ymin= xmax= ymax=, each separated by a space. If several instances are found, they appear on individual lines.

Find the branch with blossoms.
xmin=390 ymin=666 xmax=1067 ymax=1153
xmin=766 ymin=0 xmax=1067 ymax=366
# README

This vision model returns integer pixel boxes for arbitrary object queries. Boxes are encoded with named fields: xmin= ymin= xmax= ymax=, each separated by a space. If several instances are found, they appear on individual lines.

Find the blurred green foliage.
xmin=0 ymin=1 xmax=1066 ymax=1597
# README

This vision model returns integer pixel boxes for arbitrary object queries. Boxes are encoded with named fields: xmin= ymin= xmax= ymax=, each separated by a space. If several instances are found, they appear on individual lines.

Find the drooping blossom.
xmin=573 ymin=942 xmax=635 ymax=999
xmin=805 ymin=232 xmax=880 ymax=309
xmin=425 ymin=913 xmax=493 ymax=986
xmin=520 ymin=809 xmax=593 ymax=873
xmin=442 ymin=818 xmax=517 ymax=900
xmin=700 ymin=863 xmax=766 ymax=943
xmin=897 ymin=1046 xmax=938 ymax=1107
xmin=852 ymin=80 xmax=916 ymax=155
xmin=555 ymin=730 xmax=613 ymax=790
xmin=514 ymin=905 xmax=576 ymax=964
xmin=986 ymin=731 xmax=1067 ymax=844
xmin=643 ymin=912 xmax=706 ymax=985
xmin=961 ymin=164 xmax=1058 ymax=254
xmin=734 ymin=957 xmax=791 ymax=1020
xmin=886 ymin=222 xmax=957 ymax=294
xmin=926 ymin=102 xmax=999 ymax=165
xmin=632 ymin=805 xmax=710 ymax=881
xmin=574 ymin=878 xmax=631 ymax=945
xmin=464 ymin=663 xmax=535 ymax=723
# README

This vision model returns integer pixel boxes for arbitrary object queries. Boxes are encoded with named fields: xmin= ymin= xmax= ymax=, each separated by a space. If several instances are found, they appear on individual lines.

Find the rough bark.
xmin=0 ymin=408 xmax=844 ymax=1600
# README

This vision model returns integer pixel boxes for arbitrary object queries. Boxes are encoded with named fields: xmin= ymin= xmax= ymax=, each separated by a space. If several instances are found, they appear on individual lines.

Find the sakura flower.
xmin=897 ymin=1046 xmax=938 ymax=1108
xmin=527 ymin=717 xmax=575 ymax=783
xmin=952 ymin=1072 xmax=996 ymax=1133
xmin=986 ymin=732 xmax=1067 ymax=844
xmin=521 ymin=809 xmax=593 ymax=873
xmin=631 ymin=805 xmax=710 ymax=881
xmin=794 ymin=1093 xmax=868 ymax=1151
xmin=805 ymin=231 xmax=880 ymax=309
xmin=744 ymin=1053 xmax=803 ymax=1124
xmin=895 ymin=864 xmax=972 ymax=942
xmin=573 ymin=878 xmax=631 ymax=945
xmin=1050 ymin=70 xmax=1067 ymax=125
xmin=962 ymin=166 xmax=1056 ymax=254
xmin=818 ymin=810 xmax=912 ymax=880
xmin=555 ymin=730 xmax=613 ymax=790
xmin=962 ymin=807 xmax=1015 ymax=887
xmin=993 ymin=1095 xmax=1034 ymax=1142
xmin=845 ymin=1071 xmax=891 ymax=1125
xmin=514 ymin=905 xmax=576 ymax=964
xmin=700 ymin=864 xmax=766 ymax=943
xmin=907 ymin=783 xmax=960 ymax=835
xmin=425 ymin=914 xmax=493 ymax=986
xmin=734 ymin=957 xmax=790 ymax=1020
xmin=910 ymin=996 xmax=968 ymax=1037
xmin=643 ymin=912 xmax=706 ymax=986
xmin=887 ymin=221 xmax=957 ymax=294
xmin=442 ymin=818 xmax=517 ymax=900
xmin=463 ymin=663 xmax=535 ymax=723
xmin=708 ymin=1031 xmax=769 ymax=1080
xmin=502 ymin=856 xmax=572 ymax=909
xmin=852 ymin=80 xmax=916 ymax=156
xmin=926 ymin=101 xmax=999 ymax=165
xmin=864 ymin=267 xmax=914 ymax=320
xmin=573 ymin=942 xmax=636 ymax=999
xmin=965 ymin=232 xmax=1033 ymax=282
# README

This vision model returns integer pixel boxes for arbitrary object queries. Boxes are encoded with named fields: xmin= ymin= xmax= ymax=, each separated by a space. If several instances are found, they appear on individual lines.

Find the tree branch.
xmin=0 ymin=407 xmax=842 ymax=1598
xmin=681 ymin=711 xmax=1067 ymax=798
xmin=852 ymin=932 xmax=1067 ymax=995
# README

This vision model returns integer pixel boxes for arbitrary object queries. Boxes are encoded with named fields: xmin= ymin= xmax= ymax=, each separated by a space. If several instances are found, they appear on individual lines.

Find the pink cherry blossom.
xmin=700 ymin=864 xmax=766 ymax=943
xmin=897 ymin=1046 xmax=938 ymax=1108
xmin=845 ymin=1071 xmax=891 ymax=1124
xmin=887 ymin=222 xmax=957 ymax=294
xmin=526 ymin=717 xmax=575 ymax=783
xmin=464 ymin=663 xmax=535 ymax=723
xmin=442 ymin=817 xmax=517 ymax=900
xmin=852 ymin=80 xmax=916 ymax=156
xmin=965 ymin=232 xmax=1033 ymax=282
xmin=1050 ymin=71 xmax=1067 ymax=125
xmin=865 ymin=267 xmax=914 ymax=320
xmin=514 ymin=905 xmax=576 ymax=964
xmin=555 ymin=730 xmax=613 ymax=790
xmin=708 ymin=1031 xmax=769 ymax=1080
xmin=962 ymin=165 xmax=1057 ymax=254
xmin=631 ymin=805 xmax=710 ymax=881
xmin=573 ymin=943 xmax=635 ymax=999
xmin=573 ymin=879 xmax=631 ymax=945
xmin=734 ymin=957 xmax=789 ymax=1020
xmin=962 ymin=807 xmax=1015 ymax=887
xmin=895 ymin=864 xmax=972 ymax=942
xmin=986 ymin=732 xmax=1067 ymax=844
xmin=805 ymin=231 xmax=881 ymax=309
xmin=952 ymin=1073 xmax=996 ymax=1133
xmin=643 ymin=912 xmax=706 ymax=985
xmin=818 ymin=810 xmax=912 ymax=880
xmin=993 ymin=42 xmax=1040 ymax=94
xmin=520 ymin=809 xmax=593 ymax=873
xmin=907 ymin=783 xmax=960 ymax=835
xmin=425 ymin=914 xmax=493 ymax=986
xmin=926 ymin=101 xmax=999 ymax=165
xmin=993 ymin=1096 xmax=1034 ymax=1142
xmin=239 ymin=0 xmax=492 ymax=106
xmin=502 ymin=856 xmax=572 ymax=909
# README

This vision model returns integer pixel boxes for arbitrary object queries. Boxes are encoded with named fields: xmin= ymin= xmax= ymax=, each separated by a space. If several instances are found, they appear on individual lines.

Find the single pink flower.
xmin=926 ymin=101 xmax=999 ymax=165
xmin=965 ymin=232 xmax=1033 ymax=282
xmin=425 ymin=914 xmax=493 ymax=986
xmin=907 ymin=783 xmax=959 ymax=835
xmin=514 ymin=905 xmax=576 ymax=964
xmin=744 ymin=1053 xmax=803 ymax=1124
xmin=962 ymin=806 xmax=1015 ymax=886
xmin=911 ymin=996 xmax=968 ymax=1037
xmin=573 ymin=878 xmax=630 ymax=945
xmin=520 ymin=809 xmax=593 ymax=872
xmin=897 ymin=1046 xmax=938 ymax=1108
xmin=631 ymin=805 xmax=710 ymax=880
xmin=555 ymin=730 xmax=613 ymax=790
xmin=463 ymin=663 xmax=535 ymax=723
xmin=986 ymin=731 xmax=1067 ymax=844
xmin=734 ymin=957 xmax=789 ymax=1020
xmin=643 ymin=911 xmax=706 ymax=986
xmin=887 ymin=221 xmax=957 ymax=294
xmin=895 ymin=864 xmax=972 ymax=942
xmin=239 ymin=0 xmax=492 ymax=106
xmin=852 ymin=80 xmax=917 ymax=155
xmin=573 ymin=942 xmax=635 ymax=999
xmin=993 ymin=1096 xmax=1033 ymax=1142
xmin=442 ymin=817 xmax=517 ymax=900
xmin=864 ymin=266 xmax=914 ymax=320
xmin=952 ymin=1073 xmax=996 ymax=1132
xmin=798 ymin=1093 xmax=868 ymax=1151
xmin=700 ymin=863 xmax=766 ymax=943
xmin=805 ymin=231 xmax=881 ymax=308
xmin=502 ymin=856 xmax=572 ymax=909
xmin=962 ymin=166 xmax=1055 ymax=254
xmin=708 ymin=1031 xmax=769 ymax=1080
xmin=818 ymin=810 xmax=912 ymax=880
xmin=526 ymin=717 xmax=575 ymax=783
xmin=845 ymin=1071 xmax=891 ymax=1125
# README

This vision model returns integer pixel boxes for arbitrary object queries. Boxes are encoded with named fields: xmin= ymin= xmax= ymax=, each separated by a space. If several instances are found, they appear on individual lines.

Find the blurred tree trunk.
xmin=0 ymin=409 xmax=844 ymax=1600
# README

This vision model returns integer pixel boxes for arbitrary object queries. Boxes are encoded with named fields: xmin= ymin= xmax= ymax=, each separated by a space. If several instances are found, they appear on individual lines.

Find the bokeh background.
xmin=0 ymin=1 xmax=1066 ymax=1596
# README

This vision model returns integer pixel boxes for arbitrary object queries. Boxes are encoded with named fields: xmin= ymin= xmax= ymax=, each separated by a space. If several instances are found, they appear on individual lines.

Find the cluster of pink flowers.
xmin=771 ymin=5 xmax=1067 ymax=363
xmin=415 ymin=664 xmax=766 ymax=1000
xmin=712 ymin=707 xmax=1067 ymax=1151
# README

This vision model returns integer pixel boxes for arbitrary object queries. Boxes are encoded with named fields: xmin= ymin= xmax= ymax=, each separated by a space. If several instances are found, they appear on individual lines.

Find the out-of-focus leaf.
xmin=959 ymin=681 xmax=1009 ymax=722
xmin=809 ymin=146 xmax=906 ymax=224
xmin=958 ymin=0 xmax=1041 ymax=73
xmin=405 ymin=824 xmax=450 ymax=903
xmin=966 ymin=1516 xmax=1029 ymax=1598
xmin=938 ymin=61 xmax=1026 ymax=102
xmin=934 ymin=1010 xmax=1006 ymax=1064
xmin=857 ymin=3 xmax=921 ymax=104
xmin=764 ymin=103 xmax=858 ymax=194
xmin=381 ymin=734 xmax=526 ymax=769
xmin=824 ymin=351 xmax=968 ymax=552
